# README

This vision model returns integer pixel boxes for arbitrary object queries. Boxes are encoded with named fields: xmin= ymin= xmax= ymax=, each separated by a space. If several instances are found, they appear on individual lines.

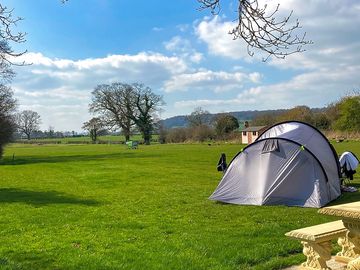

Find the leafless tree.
xmin=129 ymin=83 xmax=164 ymax=145
xmin=82 ymin=117 xmax=106 ymax=143
xmin=186 ymin=107 xmax=211 ymax=127
xmin=90 ymin=83 xmax=164 ymax=145
xmin=198 ymin=0 xmax=312 ymax=60
xmin=16 ymin=110 xmax=41 ymax=140
xmin=0 ymin=4 xmax=26 ymax=82
xmin=90 ymin=83 xmax=134 ymax=141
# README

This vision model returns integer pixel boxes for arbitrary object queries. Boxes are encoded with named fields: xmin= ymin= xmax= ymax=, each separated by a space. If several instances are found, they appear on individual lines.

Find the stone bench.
xmin=285 ymin=220 xmax=348 ymax=270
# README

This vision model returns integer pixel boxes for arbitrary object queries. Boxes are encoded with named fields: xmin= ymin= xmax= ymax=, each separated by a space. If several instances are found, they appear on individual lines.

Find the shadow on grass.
xmin=0 ymin=251 xmax=116 ymax=270
xmin=0 ymin=152 xmax=158 ymax=166
xmin=0 ymin=188 xmax=99 ymax=206
xmin=328 ymin=183 xmax=360 ymax=206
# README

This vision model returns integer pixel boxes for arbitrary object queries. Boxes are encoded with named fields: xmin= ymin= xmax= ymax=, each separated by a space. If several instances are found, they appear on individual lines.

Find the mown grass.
xmin=0 ymin=141 xmax=359 ymax=270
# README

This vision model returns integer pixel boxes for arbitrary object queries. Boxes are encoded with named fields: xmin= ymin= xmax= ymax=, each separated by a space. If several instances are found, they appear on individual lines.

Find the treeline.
xmin=158 ymin=108 xmax=240 ymax=143
xmin=251 ymin=94 xmax=360 ymax=131
xmin=159 ymin=94 xmax=360 ymax=143
xmin=161 ymin=109 xmax=288 ymax=129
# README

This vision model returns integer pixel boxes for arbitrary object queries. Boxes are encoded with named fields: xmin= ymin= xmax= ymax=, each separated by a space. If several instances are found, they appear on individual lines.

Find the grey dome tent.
xmin=210 ymin=121 xmax=341 ymax=208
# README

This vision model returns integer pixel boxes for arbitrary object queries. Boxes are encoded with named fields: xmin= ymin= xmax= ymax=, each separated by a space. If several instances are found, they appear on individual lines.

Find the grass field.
xmin=16 ymin=135 xmax=158 ymax=144
xmin=0 ymin=141 xmax=359 ymax=270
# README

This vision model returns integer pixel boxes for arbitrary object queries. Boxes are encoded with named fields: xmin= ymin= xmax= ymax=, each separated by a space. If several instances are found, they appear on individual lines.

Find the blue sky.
xmin=3 ymin=0 xmax=360 ymax=131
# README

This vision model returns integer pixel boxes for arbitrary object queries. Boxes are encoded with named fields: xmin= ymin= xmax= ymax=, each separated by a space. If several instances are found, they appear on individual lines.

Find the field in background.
xmin=324 ymin=130 xmax=360 ymax=141
xmin=15 ymin=135 xmax=159 ymax=145
xmin=16 ymin=130 xmax=360 ymax=147
xmin=0 ymin=141 xmax=359 ymax=269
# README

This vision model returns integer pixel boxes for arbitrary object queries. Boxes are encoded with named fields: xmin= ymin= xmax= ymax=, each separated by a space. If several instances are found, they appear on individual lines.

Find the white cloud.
xmin=152 ymin=27 xmax=163 ymax=32
xmin=174 ymin=98 xmax=257 ymax=109
xmin=164 ymin=36 xmax=203 ymax=64
xmin=195 ymin=16 xmax=258 ymax=61
xmin=249 ymin=72 xmax=261 ymax=84
xmin=180 ymin=0 xmax=360 ymax=116
xmin=195 ymin=0 xmax=360 ymax=67
xmin=13 ymin=52 xmax=264 ymax=130
xmin=173 ymin=65 xmax=360 ymax=113
xmin=176 ymin=24 xmax=190 ymax=32
xmin=12 ymin=52 xmax=188 ymax=131
xmin=18 ymin=52 xmax=187 ymax=75
xmin=164 ymin=36 xmax=191 ymax=52
xmin=163 ymin=70 xmax=261 ymax=93
xmin=267 ymin=1 xmax=360 ymax=70
xmin=189 ymin=52 xmax=203 ymax=64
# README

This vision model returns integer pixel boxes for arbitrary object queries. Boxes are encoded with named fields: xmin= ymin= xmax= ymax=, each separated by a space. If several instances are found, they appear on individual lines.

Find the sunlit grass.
xmin=0 ymin=141 xmax=358 ymax=269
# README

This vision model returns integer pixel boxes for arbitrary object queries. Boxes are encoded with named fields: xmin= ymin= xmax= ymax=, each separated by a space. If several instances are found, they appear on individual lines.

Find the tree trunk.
xmin=123 ymin=127 xmax=131 ymax=142
xmin=90 ymin=129 xmax=97 ymax=143
xmin=143 ymin=130 xmax=151 ymax=145
xmin=26 ymin=133 xmax=30 ymax=140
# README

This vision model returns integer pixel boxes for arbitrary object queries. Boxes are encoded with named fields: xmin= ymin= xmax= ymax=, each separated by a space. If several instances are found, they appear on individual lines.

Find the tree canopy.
xmin=90 ymin=83 xmax=135 ymax=141
xmin=214 ymin=114 xmax=239 ymax=137
xmin=0 ymin=85 xmax=17 ymax=156
xmin=82 ymin=117 xmax=106 ymax=143
xmin=332 ymin=95 xmax=360 ymax=131
xmin=16 ymin=110 xmax=42 ymax=140
xmin=90 ymin=82 xmax=164 ymax=145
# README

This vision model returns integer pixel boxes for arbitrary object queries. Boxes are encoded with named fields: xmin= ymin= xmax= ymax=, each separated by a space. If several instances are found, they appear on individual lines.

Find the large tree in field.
xmin=90 ymin=83 xmax=163 ymax=144
xmin=16 ymin=110 xmax=41 ymax=140
xmin=198 ymin=0 xmax=311 ymax=60
xmin=90 ymin=83 xmax=134 ymax=141
xmin=129 ymin=83 xmax=164 ymax=145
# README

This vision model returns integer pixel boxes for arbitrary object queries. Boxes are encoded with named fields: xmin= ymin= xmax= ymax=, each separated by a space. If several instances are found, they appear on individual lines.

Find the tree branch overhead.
xmin=198 ymin=0 xmax=312 ymax=60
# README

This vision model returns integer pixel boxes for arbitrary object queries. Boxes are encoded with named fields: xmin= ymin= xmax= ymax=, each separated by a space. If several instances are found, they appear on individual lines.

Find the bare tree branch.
xmin=198 ymin=0 xmax=312 ymax=60
xmin=0 ymin=4 xmax=27 ymax=82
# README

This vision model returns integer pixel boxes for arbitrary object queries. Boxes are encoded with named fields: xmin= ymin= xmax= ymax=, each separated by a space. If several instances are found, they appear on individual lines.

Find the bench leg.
xmin=348 ymin=257 xmax=360 ymax=270
xmin=300 ymin=241 xmax=332 ymax=270
xmin=336 ymin=232 xmax=360 ymax=263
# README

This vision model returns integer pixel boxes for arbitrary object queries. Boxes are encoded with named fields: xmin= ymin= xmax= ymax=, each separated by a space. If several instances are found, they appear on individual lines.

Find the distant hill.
xmin=160 ymin=108 xmax=324 ymax=129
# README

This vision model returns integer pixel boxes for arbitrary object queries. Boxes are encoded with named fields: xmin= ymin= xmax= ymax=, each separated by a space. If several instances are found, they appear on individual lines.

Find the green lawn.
xmin=0 ymin=141 xmax=359 ymax=270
